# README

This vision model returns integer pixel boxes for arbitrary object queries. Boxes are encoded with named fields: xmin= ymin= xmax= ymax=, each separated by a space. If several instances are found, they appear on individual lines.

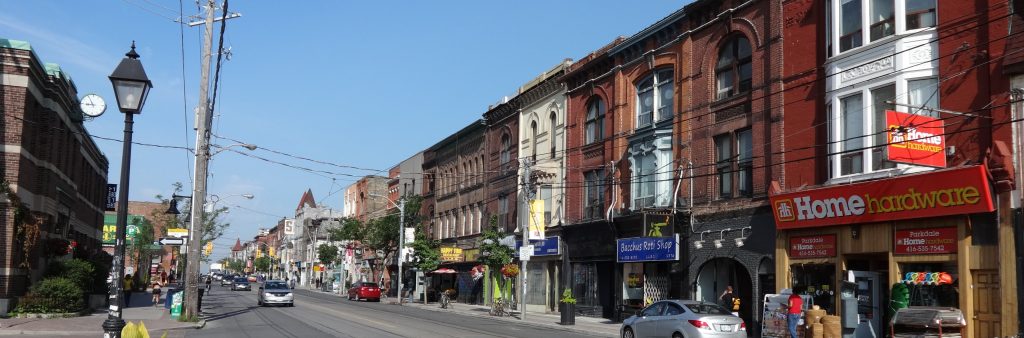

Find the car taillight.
xmin=740 ymin=322 xmax=747 ymax=330
xmin=688 ymin=320 xmax=711 ymax=330
xmin=361 ymin=287 xmax=367 ymax=291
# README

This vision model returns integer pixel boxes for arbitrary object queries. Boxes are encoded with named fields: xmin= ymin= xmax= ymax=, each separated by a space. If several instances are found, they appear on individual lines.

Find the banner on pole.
xmin=528 ymin=200 xmax=545 ymax=240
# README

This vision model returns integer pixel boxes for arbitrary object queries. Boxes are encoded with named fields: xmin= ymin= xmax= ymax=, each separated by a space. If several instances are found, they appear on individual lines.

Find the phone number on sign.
xmin=903 ymin=245 xmax=948 ymax=253
xmin=795 ymin=249 xmax=829 ymax=257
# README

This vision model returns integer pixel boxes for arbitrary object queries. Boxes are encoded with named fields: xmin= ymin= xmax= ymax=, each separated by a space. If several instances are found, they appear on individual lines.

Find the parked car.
xmin=347 ymin=282 xmax=381 ymax=302
xmin=231 ymin=277 xmax=251 ymax=291
xmin=220 ymin=275 xmax=235 ymax=286
xmin=258 ymin=280 xmax=294 ymax=307
xmin=620 ymin=300 xmax=745 ymax=338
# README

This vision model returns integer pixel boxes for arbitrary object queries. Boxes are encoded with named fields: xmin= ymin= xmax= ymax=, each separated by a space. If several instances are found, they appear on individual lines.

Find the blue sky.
xmin=0 ymin=0 xmax=688 ymax=261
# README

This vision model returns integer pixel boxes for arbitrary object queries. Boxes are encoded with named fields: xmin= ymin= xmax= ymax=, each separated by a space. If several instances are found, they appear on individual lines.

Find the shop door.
xmin=972 ymin=269 xmax=1001 ymax=338
xmin=851 ymin=271 xmax=881 ymax=338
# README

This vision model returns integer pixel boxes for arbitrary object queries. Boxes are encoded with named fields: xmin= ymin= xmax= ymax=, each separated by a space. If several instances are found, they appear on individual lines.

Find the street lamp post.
xmin=102 ymin=42 xmax=153 ymax=338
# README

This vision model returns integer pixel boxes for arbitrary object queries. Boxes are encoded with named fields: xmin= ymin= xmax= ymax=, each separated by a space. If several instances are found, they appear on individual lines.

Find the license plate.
xmin=719 ymin=324 xmax=733 ymax=331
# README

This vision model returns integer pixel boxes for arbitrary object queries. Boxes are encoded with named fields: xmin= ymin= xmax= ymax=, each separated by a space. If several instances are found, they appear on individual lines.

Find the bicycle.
xmin=490 ymin=297 xmax=510 ymax=316
xmin=439 ymin=290 xmax=453 ymax=309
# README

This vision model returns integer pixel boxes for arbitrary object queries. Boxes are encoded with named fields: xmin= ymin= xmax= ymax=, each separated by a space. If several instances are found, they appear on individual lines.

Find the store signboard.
xmin=789 ymin=235 xmax=837 ymax=259
xmin=885 ymin=110 xmax=946 ymax=167
xmin=106 ymin=184 xmax=117 ymax=211
xmin=616 ymin=234 xmax=679 ymax=262
xmin=515 ymin=236 xmax=561 ymax=257
xmin=440 ymin=247 xmax=464 ymax=262
xmin=770 ymin=165 xmax=994 ymax=230
xmin=894 ymin=227 xmax=957 ymax=254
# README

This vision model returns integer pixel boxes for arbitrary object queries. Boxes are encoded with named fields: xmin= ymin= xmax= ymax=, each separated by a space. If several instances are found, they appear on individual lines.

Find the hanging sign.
xmin=106 ymin=184 xmax=117 ymax=211
xmin=789 ymin=234 xmax=837 ymax=259
xmin=440 ymin=247 xmax=464 ymax=262
xmin=885 ymin=110 xmax=946 ymax=167
xmin=616 ymin=234 xmax=679 ymax=262
xmin=284 ymin=219 xmax=295 ymax=235
xmin=894 ymin=227 xmax=957 ymax=254
xmin=770 ymin=165 xmax=994 ymax=230
xmin=528 ymin=200 xmax=545 ymax=240
xmin=515 ymin=236 xmax=561 ymax=257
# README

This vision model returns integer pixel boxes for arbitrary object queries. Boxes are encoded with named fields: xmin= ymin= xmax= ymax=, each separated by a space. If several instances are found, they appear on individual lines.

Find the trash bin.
xmin=164 ymin=288 xmax=178 ymax=309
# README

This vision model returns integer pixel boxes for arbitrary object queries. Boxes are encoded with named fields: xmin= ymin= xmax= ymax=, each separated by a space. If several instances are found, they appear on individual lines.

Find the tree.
xmin=409 ymin=229 xmax=440 ymax=273
xmin=253 ymin=256 xmax=272 ymax=273
xmin=478 ymin=216 xmax=514 ymax=271
xmin=328 ymin=217 xmax=364 ymax=242
xmin=317 ymin=244 xmax=338 ymax=265
xmin=126 ymin=215 xmax=160 ymax=287
xmin=225 ymin=258 xmax=245 ymax=273
xmin=155 ymin=182 xmax=232 ymax=263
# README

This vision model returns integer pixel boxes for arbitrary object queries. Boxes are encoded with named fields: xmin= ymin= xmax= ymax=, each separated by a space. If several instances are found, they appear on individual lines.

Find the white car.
xmin=621 ymin=300 xmax=745 ymax=338
xmin=258 ymin=280 xmax=294 ymax=307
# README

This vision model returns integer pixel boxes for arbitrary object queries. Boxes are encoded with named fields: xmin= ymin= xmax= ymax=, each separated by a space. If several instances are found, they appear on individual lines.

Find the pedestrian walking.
xmin=123 ymin=274 xmax=134 ymax=307
xmin=206 ymin=276 xmax=212 ymax=293
xmin=151 ymin=282 xmax=162 ymax=307
xmin=720 ymin=285 xmax=740 ymax=317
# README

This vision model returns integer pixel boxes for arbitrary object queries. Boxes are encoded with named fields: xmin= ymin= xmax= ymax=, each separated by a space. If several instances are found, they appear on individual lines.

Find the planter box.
xmin=559 ymin=303 xmax=576 ymax=325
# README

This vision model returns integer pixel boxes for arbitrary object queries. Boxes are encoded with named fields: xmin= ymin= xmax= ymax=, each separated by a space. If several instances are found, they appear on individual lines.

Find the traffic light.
xmin=203 ymin=241 xmax=213 ymax=256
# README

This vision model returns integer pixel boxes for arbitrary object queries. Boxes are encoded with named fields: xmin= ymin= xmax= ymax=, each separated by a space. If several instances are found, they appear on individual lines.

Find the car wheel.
xmin=672 ymin=332 xmax=683 ymax=338
xmin=289 ymin=303 xmax=294 ymax=307
xmin=622 ymin=327 xmax=635 ymax=338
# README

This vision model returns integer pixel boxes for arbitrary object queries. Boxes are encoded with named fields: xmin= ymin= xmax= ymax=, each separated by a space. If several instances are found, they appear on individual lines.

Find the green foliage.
xmin=155 ymin=182 xmax=232 ymax=263
xmin=317 ymin=244 xmax=338 ymax=265
xmin=15 ymin=277 xmax=84 ymax=313
xmin=329 ymin=218 xmax=365 ymax=242
xmin=88 ymin=251 xmax=112 ymax=294
xmin=225 ymin=258 xmax=245 ymax=273
xmin=253 ymin=256 xmax=272 ymax=273
xmin=45 ymin=259 xmax=95 ymax=293
xmin=478 ymin=216 xmax=514 ymax=271
xmin=409 ymin=229 xmax=440 ymax=272
xmin=560 ymin=288 xmax=577 ymax=304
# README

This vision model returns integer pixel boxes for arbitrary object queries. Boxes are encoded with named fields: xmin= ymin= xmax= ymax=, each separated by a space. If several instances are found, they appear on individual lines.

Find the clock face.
xmin=80 ymin=94 xmax=106 ymax=117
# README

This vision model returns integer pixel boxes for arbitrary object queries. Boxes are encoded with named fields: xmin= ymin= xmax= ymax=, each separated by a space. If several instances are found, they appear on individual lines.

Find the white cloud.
xmin=0 ymin=13 xmax=114 ymax=75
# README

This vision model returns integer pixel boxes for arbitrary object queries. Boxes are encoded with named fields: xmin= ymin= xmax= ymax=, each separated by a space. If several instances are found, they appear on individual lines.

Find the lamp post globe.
xmin=103 ymin=41 xmax=153 ymax=338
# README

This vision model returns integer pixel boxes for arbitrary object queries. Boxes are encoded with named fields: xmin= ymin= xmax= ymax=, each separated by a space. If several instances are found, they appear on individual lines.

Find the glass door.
xmin=851 ymin=271 xmax=881 ymax=338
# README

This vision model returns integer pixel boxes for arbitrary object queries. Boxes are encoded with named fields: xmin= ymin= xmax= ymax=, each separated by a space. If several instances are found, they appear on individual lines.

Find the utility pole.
xmin=520 ymin=158 xmax=533 ymax=321
xmin=397 ymin=198 xmax=405 ymax=304
xmin=183 ymin=0 xmax=215 ymax=320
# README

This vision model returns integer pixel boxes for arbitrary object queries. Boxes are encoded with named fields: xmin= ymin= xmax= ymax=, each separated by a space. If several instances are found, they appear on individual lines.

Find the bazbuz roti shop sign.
xmin=770 ymin=166 xmax=994 ymax=230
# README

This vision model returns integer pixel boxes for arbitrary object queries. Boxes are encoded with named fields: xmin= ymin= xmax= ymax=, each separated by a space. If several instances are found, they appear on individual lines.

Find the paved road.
xmin=188 ymin=284 xmax=598 ymax=338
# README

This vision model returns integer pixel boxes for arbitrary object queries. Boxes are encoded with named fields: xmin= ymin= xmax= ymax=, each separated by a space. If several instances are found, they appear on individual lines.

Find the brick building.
xmin=105 ymin=201 xmax=179 ymax=286
xmin=0 ymin=38 xmax=110 ymax=312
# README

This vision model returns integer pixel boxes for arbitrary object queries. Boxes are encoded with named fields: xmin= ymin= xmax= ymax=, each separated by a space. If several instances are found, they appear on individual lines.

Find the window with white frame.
xmin=716 ymin=36 xmax=753 ymax=99
xmin=531 ymin=121 xmax=538 ymax=161
xmin=715 ymin=129 xmax=753 ymax=199
xmin=540 ymin=185 xmax=552 ymax=226
xmin=632 ymin=152 xmax=657 ymax=209
xmin=833 ymin=78 xmax=938 ymax=177
xmin=584 ymin=170 xmax=605 ymax=220
xmin=636 ymin=68 xmax=674 ymax=128
xmin=498 ymin=195 xmax=509 ymax=230
xmin=834 ymin=0 xmax=936 ymax=54
xmin=550 ymin=112 xmax=557 ymax=158
xmin=586 ymin=98 xmax=605 ymax=144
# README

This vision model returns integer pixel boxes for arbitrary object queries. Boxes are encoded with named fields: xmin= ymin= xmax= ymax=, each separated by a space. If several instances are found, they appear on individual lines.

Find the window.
xmin=716 ymin=36 xmax=752 ymax=99
xmin=586 ymin=98 xmax=605 ymax=144
xmin=664 ymin=303 xmax=684 ymax=316
xmin=498 ymin=195 xmax=509 ymax=230
xmin=905 ymin=0 xmax=936 ymax=30
xmin=869 ymin=0 xmax=895 ymax=41
xmin=636 ymin=69 xmax=674 ymax=128
xmin=540 ymin=185 xmax=552 ymax=226
xmin=531 ymin=121 xmax=538 ymax=162
xmin=840 ymin=0 xmax=863 ymax=52
xmin=549 ymin=112 xmax=557 ymax=158
xmin=633 ymin=153 xmax=656 ymax=208
xmin=870 ymin=85 xmax=896 ymax=171
xmin=573 ymin=263 xmax=600 ymax=307
xmin=500 ymin=134 xmax=511 ymax=171
xmin=716 ymin=130 xmax=753 ymax=199
xmin=840 ymin=94 xmax=865 ymax=175
xmin=642 ymin=303 xmax=666 ymax=317
xmin=583 ymin=170 xmax=605 ymax=220
xmin=907 ymin=77 xmax=939 ymax=117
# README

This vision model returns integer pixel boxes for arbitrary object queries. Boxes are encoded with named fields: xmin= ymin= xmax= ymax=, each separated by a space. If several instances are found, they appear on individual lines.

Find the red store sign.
xmin=789 ymin=235 xmax=837 ymax=259
xmin=885 ymin=110 xmax=946 ymax=168
xmin=770 ymin=165 xmax=994 ymax=230
xmin=895 ymin=227 xmax=957 ymax=255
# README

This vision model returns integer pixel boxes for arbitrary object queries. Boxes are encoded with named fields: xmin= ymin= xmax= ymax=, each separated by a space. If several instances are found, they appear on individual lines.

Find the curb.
xmin=405 ymin=303 xmax=617 ymax=337
xmin=195 ymin=319 xmax=206 ymax=329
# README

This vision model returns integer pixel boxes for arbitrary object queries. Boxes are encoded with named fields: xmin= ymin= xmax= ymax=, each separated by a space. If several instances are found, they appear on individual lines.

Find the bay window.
xmin=632 ymin=152 xmax=656 ymax=209
xmin=832 ymin=0 xmax=937 ymax=55
xmin=905 ymin=0 xmax=936 ymax=30
xmin=869 ymin=0 xmax=895 ymax=41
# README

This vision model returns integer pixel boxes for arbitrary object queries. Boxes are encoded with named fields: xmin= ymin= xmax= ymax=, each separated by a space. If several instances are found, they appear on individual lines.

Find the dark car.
xmin=347 ymin=282 xmax=381 ymax=302
xmin=220 ymin=275 xmax=235 ymax=286
xmin=231 ymin=277 xmax=251 ymax=291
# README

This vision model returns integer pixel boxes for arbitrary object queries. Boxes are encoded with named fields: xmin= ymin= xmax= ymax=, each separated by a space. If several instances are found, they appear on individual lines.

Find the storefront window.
xmin=898 ymin=263 xmax=958 ymax=308
xmin=573 ymin=263 xmax=600 ymax=307
xmin=623 ymin=263 xmax=644 ymax=307
xmin=791 ymin=264 xmax=837 ymax=313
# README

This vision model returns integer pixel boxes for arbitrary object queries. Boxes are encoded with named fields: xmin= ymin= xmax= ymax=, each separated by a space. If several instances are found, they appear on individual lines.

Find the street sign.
xmin=157 ymin=237 xmax=185 ymax=246
xmin=167 ymin=228 xmax=189 ymax=238
xmin=519 ymin=245 xmax=534 ymax=261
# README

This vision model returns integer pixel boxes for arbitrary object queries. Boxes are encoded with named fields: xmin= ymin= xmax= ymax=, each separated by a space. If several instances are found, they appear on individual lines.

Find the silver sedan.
xmin=621 ymin=300 xmax=745 ymax=338
xmin=257 ymin=280 xmax=294 ymax=307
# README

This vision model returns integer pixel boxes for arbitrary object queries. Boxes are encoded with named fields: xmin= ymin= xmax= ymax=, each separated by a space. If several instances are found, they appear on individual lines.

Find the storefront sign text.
xmin=894 ymin=227 xmax=957 ymax=254
xmin=789 ymin=234 xmax=837 ymax=259
xmin=440 ymin=247 xmax=464 ymax=262
xmin=515 ymin=236 xmax=561 ymax=257
xmin=770 ymin=165 xmax=994 ymax=229
xmin=616 ymin=234 xmax=679 ymax=262
xmin=886 ymin=110 xmax=946 ymax=167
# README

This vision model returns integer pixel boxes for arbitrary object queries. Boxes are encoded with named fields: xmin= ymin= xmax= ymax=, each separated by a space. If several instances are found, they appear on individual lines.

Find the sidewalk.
xmin=399 ymin=300 xmax=619 ymax=337
xmin=0 ymin=288 xmax=197 ymax=337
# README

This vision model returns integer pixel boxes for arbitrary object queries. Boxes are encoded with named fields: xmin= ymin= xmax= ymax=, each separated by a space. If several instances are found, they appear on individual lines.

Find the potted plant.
xmin=559 ymin=288 xmax=576 ymax=325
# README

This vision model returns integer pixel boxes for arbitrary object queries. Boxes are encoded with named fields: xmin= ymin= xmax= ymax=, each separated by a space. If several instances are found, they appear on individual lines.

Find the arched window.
xmin=549 ymin=111 xmax=557 ymax=158
xmin=500 ymin=133 xmax=511 ymax=172
xmin=716 ymin=35 xmax=752 ymax=99
xmin=531 ymin=121 xmax=538 ymax=162
xmin=636 ymin=68 xmax=673 ymax=127
xmin=586 ymin=97 xmax=605 ymax=144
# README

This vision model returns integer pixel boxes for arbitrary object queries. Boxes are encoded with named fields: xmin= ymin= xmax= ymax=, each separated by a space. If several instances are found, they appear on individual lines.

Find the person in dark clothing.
xmin=720 ymin=285 xmax=739 ymax=316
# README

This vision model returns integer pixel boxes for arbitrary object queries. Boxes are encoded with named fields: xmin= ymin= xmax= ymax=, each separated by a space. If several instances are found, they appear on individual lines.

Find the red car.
xmin=347 ymin=282 xmax=381 ymax=302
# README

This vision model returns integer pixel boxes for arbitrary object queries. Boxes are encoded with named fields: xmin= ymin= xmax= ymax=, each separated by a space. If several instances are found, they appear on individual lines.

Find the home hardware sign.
xmin=616 ymin=234 xmax=679 ymax=262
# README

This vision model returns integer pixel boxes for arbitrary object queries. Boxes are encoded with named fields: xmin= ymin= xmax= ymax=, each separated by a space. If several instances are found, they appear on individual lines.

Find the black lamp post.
xmin=102 ymin=41 xmax=152 ymax=338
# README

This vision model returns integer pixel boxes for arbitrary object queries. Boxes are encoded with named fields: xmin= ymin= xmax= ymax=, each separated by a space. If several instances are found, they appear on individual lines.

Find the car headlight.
xmin=264 ymin=292 xmax=273 ymax=297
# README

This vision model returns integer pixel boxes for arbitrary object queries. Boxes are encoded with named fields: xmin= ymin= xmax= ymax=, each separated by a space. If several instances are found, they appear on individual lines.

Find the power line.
xmin=213 ymin=134 xmax=387 ymax=173
xmin=179 ymin=0 xmax=194 ymax=186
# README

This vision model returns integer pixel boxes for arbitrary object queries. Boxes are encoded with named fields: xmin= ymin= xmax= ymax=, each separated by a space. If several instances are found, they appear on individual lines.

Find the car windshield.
xmin=360 ymin=283 xmax=378 ymax=288
xmin=234 ymin=278 xmax=248 ymax=283
xmin=685 ymin=303 xmax=732 ymax=315
xmin=264 ymin=282 xmax=287 ymax=289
